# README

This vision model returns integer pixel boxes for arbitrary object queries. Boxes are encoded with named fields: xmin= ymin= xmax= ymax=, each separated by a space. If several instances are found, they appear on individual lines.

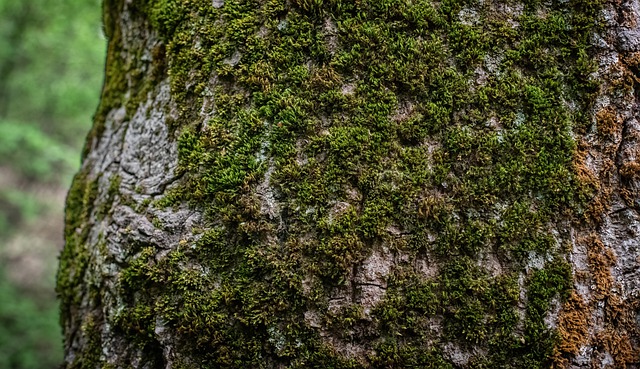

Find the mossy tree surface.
xmin=58 ymin=0 xmax=640 ymax=368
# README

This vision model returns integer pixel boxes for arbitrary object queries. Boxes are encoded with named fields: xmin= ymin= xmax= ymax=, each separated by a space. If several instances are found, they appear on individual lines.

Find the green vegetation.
xmin=0 ymin=0 xmax=104 ymax=236
xmin=72 ymin=0 xmax=604 ymax=367
xmin=0 ymin=269 xmax=62 ymax=369
xmin=0 ymin=0 xmax=105 ymax=367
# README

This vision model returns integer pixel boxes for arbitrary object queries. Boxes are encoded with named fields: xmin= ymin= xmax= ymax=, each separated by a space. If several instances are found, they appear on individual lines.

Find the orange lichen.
xmin=586 ymin=236 xmax=615 ymax=301
xmin=595 ymin=107 xmax=621 ymax=138
xmin=574 ymin=143 xmax=599 ymax=191
xmin=619 ymin=160 xmax=640 ymax=182
xmin=596 ymin=329 xmax=635 ymax=366
xmin=553 ymin=292 xmax=589 ymax=366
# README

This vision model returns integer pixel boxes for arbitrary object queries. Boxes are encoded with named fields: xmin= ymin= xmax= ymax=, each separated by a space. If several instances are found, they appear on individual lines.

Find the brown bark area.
xmin=554 ymin=1 xmax=640 ymax=367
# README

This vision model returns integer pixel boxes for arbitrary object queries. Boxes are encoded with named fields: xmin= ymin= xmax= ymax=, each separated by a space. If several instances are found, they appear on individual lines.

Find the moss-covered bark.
xmin=58 ymin=0 xmax=640 ymax=367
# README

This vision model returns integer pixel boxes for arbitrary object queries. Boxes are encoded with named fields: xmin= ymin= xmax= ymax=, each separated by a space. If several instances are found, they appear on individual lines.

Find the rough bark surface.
xmin=58 ymin=0 xmax=640 ymax=368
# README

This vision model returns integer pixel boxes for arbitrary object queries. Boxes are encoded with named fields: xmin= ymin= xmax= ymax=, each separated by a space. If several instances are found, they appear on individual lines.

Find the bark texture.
xmin=58 ymin=0 xmax=640 ymax=367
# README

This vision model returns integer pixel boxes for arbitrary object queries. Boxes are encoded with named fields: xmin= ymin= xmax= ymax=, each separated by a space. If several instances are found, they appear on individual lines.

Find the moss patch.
xmin=92 ymin=0 xmax=605 ymax=367
xmin=57 ymin=169 xmax=99 ymax=316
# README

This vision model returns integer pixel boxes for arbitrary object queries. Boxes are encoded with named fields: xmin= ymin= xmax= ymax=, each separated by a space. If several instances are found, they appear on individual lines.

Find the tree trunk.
xmin=58 ymin=0 xmax=640 ymax=367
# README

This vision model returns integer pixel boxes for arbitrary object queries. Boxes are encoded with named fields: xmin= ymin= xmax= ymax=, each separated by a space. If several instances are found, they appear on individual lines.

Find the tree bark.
xmin=58 ymin=0 xmax=640 ymax=367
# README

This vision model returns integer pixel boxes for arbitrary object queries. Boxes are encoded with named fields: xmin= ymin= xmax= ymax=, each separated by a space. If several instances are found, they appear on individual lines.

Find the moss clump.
xmin=57 ymin=170 xmax=108 ymax=369
xmin=100 ymin=0 xmax=605 ymax=367
xmin=70 ymin=312 xmax=103 ymax=369
xmin=57 ymin=169 xmax=99 ymax=316
xmin=95 ymin=174 xmax=121 ymax=220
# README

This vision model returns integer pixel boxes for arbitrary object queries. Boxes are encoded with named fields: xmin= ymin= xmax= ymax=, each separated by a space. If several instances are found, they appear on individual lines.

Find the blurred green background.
xmin=0 ymin=0 xmax=105 ymax=367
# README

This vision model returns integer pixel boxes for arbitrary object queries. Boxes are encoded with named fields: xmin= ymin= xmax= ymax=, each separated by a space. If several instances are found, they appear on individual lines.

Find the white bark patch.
xmin=525 ymin=251 xmax=550 ymax=273
xmin=308 ymin=248 xmax=397 ymax=361
xmin=341 ymin=83 xmax=356 ymax=95
xmin=223 ymin=50 xmax=242 ymax=66
xmin=442 ymin=342 xmax=477 ymax=367
xmin=392 ymin=100 xmax=415 ymax=122
xmin=295 ymin=138 xmax=309 ymax=166
xmin=256 ymin=160 xmax=280 ymax=220
xmin=328 ymin=201 xmax=352 ymax=224
xmin=477 ymin=252 xmax=503 ymax=278
xmin=304 ymin=310 xmax=322 ymax=328
xmin=345 ymin=186 xmax=363 ymax=202
xmin=415 ymin=257 xmax=439 ymax=280
xmin=199 ymin=74 xmax=218 ymax=126
xmin=320 ymin=336 xmax=373 ymax=363
xmin=543 ymin=297 xmax=562 ymax=329
xmin=458 ymin=7 xmax=479 ymax=26
xmin=602 ymin=209 xmax=640 ymax=298
xmin=323 ymin=18 xmax=339 ymax=55
xmin=485 ymin=116 xmax=503 ymax=131
xmin=356 ymin=248 xmax=394 ymax=316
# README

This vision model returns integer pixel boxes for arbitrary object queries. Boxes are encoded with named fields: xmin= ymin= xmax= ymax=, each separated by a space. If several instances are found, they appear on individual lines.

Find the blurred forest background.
xmin=0 ymin=0 xmax=105 ymax=367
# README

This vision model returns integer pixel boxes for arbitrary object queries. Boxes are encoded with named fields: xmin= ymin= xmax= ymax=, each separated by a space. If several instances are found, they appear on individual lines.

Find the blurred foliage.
xmin=0 ymin=0 xmax=105 ymax=367
xmin=0 ymin=268 xmax=61 ymax=369
xmin=0 ymin=121 xmax=77 ymax=182
xmin=0 ymin=0 xmax=105 ymax=236
xmin=0 ymin=1 xmax=105 ymax=145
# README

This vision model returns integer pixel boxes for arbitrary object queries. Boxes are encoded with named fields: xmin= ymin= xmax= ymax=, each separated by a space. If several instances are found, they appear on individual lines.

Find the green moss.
xmin=57 ymin=170 xmax=99 ymax=314
xmin=95 ymin=174 xmax=121 ymax=220
xmin=57 ymin=170 xmax=104 ymax=368
xmin=68 ymin=312 xmax=103 ymax=369
xmin=100 ymin=0 xmax=605 ymax=366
